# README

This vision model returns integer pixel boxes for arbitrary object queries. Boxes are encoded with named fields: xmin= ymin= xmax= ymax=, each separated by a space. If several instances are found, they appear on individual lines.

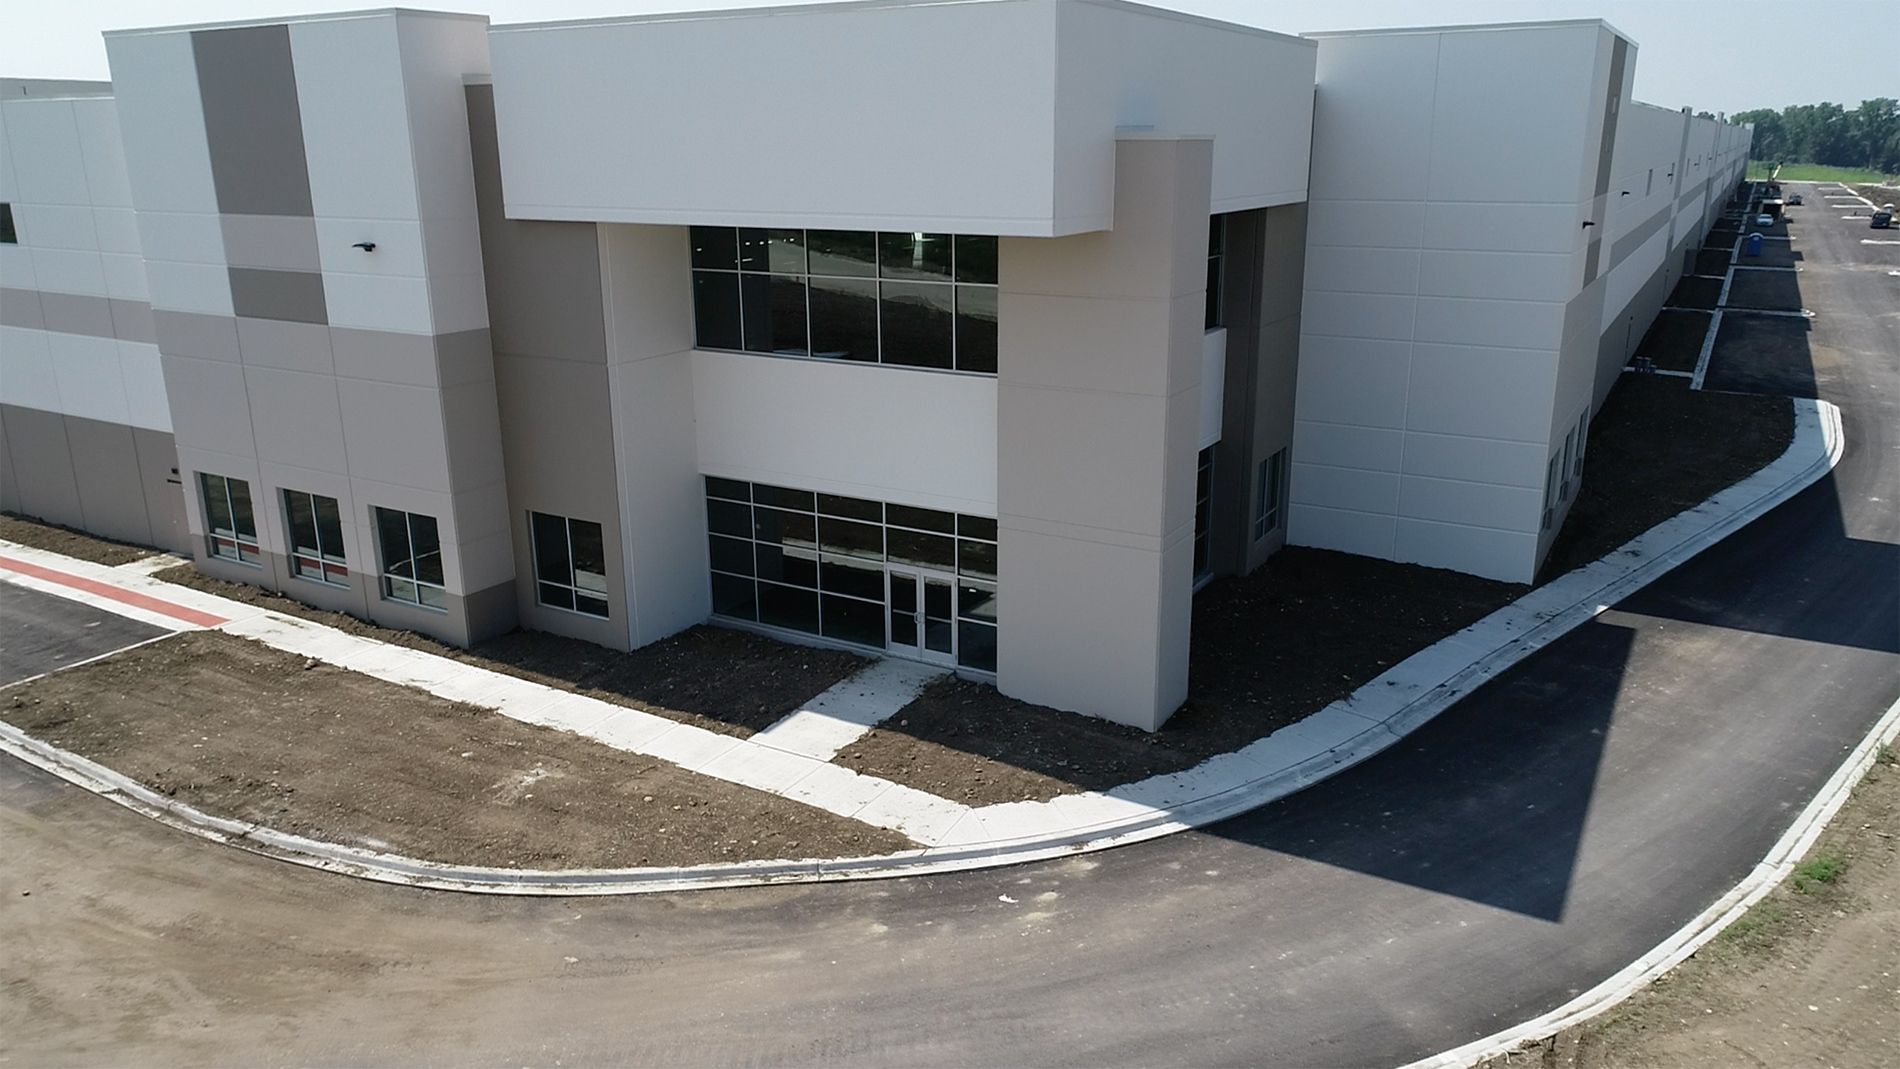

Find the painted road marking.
xmin=0 ymin=555 xmax=227 ymax=627
xmin=1863 ymin=239 xmax=1900 ymax=246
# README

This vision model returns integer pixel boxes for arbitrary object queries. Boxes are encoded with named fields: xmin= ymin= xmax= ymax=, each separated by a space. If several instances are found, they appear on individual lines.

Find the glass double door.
xmin=888 ymin=568 xmax=957 ymax=666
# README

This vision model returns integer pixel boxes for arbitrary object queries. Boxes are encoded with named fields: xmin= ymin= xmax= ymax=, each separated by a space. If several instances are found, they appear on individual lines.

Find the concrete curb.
xmin=0 ymin=398 xmax=1846 ymax=895
xmin=1401 ymin=691 xmax=1900 ymax=1069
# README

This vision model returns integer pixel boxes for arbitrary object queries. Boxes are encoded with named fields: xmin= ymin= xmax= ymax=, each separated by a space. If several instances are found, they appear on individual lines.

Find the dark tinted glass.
xmin=201 ymin=474 xmax=233 ymax=535
xmin=878 ymin=232 xmax=952 ymax=279
xmin=0 ymin=203 xmax=14 ymax=245
xmin=822 ymin=594 xmax=885 ymax=647
xmin=708 ymin=534 xmax=753 ymax=576
xmin=808 ymin=277 xmax=877 ymax=362
xmin=808 ymin=230 xmax=878 ymax=276
xmin=374 ymin=507 xmax=412 ymax=576
xmin=285 ymin=491 xmax=319 ymax=555
xmin=693 ymin=271 xmax=742 ymax=350
xmin=711 ymin=572 xmax=757 ymax=619
xmin=753 ymin=507 xmax=816 ymax=549
xmin=820 ymin=556 xmax=884 ymax=601
xmin=890 ymin=573 xmax=917 ymax=613
xmin=532 ymin=511 xmax=572 ymax=584
xmin=739 ymin=228 xmax=805 ymax=273
xmin=817 ymin=493 xmax=880 ymax=522
xmin=539 ymin=581 xmax=575 ymax=612
xmin=228 ymin=478 xmax=257 ymax=538
xmin=408 ymin=513 xmax=443 ymax=586
xmin=818 ymin=516 xmax=882 ymax=560
xmin=879 ymin=282 xmax=953 ymax=369
xmin=705 ymin=476 xmax=750 ymax=501
xmin=957 ymin=538 xmax=996 ymax=580
xmin=576 ymin=592 xmax=609 ymax=618
xmin=752 ymin=484 xmax=815 ymax=511
xmin=689 ymin=226 xmax=737 ymax=270
xmin=957 ymin=581 xmax=997 ymax=623
xmin=957 ymin=514 xmax=997 ymax=541
xmin=889 ymin=528 xmax=954 ymax=570
xmin=313 ymin=494 xmax=345 ymax=561
xmin=570 ymin=520 xmax=607 ymax=598
xmin=758 ymin=582 xmax=819 ymax=634
xmin=955 ymin=286 xmax=998 ymax=373
xmin=741 ymin=274 xmax=807 ymax=355
xmin=954 ymin=234 xmax=997 ymax=283
xmin=958 ymin=620 xmax=997 ymax=672
xmin=887 ymin=503 xmax=954 ymax=533
xmin=706 ymin=498 xmax=751 ymax=538
xmin=755 ymin=543 xmax=817 ymax=588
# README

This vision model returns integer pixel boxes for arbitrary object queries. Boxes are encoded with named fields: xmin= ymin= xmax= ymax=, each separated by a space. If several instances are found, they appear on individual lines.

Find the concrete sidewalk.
xmin=0 ymin=396 xmax=1844 ymax=894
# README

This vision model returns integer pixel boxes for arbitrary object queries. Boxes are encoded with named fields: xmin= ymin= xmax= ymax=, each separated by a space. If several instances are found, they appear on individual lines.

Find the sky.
xmin=3 ymin=0 xmax=1892 ymax=116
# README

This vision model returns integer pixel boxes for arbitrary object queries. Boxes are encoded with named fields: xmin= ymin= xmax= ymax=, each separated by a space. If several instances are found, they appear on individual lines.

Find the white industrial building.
xmin=0 ymin=1 xmax=1750 ymax=730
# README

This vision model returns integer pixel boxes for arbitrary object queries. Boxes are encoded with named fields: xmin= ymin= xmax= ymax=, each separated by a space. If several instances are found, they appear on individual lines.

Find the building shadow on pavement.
xmin=1208 ymin=621 xmax=1636 ymax=923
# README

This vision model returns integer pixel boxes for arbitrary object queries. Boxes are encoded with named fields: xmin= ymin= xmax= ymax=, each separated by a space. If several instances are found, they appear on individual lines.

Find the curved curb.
xmin=1400 ymin=691 xmax=1900 ymax=1069
xmin=0 ymin=399 xmax=1846 ymax=896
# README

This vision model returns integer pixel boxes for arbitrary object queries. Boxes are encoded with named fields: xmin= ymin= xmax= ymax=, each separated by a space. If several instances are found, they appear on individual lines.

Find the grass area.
xmin=1747 ymin=161 xmax=1899 ymax=184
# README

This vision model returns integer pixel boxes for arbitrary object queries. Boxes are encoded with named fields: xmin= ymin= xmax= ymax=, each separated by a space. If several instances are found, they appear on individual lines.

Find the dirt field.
xmin=1478 ymin=744 xmax=1899 ymax=1069
xmin=0 ymin=629 xmax=912 ymax=868
xmin=0 ymin=512 xmax=157 ymax=567
xmin=155 ymin=564 xmax=866 ymax=739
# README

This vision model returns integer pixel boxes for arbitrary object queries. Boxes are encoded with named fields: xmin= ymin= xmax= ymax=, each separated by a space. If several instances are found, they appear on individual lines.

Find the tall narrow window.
xmin=1543 ymin=455 xmax=1563 ymax=531
xmin=374 ymin=507 xmax=445 ymax=610
xmin=283 ymin=488 xmax=348 ymax=586
xmin=1573 ymin=409 xmax=1590 ymax=479
xmin=1253 ymin=448 xmax=1287 ymax=541
xmin=531 ymin=512 xmax=609 ymax=618
xmin=199 ymin=473 xmax=260 ymax=564
xmin=1193 ymin=446 xmax=1215 ymax=580
xmin=1205 ymin=215 xmax=1225 ymax=329
xmin=0 ymin=203 xmax=16 ymax=244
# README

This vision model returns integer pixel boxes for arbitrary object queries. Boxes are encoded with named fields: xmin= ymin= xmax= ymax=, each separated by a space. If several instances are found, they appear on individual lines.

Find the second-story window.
xmin=690 ymin=227 xmax=998 ymax=373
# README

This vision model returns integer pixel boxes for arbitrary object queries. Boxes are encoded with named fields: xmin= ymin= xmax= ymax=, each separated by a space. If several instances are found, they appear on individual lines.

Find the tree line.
xmin=1730 ymin=99 xmax=1900 ymax=174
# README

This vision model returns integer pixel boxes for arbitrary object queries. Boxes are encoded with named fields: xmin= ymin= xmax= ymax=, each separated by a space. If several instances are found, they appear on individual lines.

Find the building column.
xmin=994 ymin=135 xmax=1212 ymax=731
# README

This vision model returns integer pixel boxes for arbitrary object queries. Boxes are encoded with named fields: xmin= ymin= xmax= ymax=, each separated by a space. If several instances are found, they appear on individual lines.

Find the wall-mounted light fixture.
xmin=352 ymin=241 xmax=377 ymax=252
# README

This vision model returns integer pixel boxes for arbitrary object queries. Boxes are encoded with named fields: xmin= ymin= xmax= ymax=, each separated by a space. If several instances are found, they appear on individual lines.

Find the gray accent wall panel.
xmin=1 ymin=288 xmax=45 ymax=331
xmin=220 ymin=214 xmax=322 ymax=271
xmin=1 ymin=405 xmax=84 ymax=526
xmin=131 ymin=427 xmax=190 ymax=554
xmin=228 ymin=267 xmax=328 ymax=324
xmin=236 ymin=316 xmax=336 ymax=374
xmin=65 ymin=416 xmax=155 ymax=546
xmin=191 ymin=24 xmax=315 ymax=218
xmin=154 ymin=309 xmax=242 ymax=362
xmin=467 ymin=84 xmax=608 ymax=364
xmin=332 ymin=326 xmax=438 ymax=386
xmin=40 ymin=291 xmax=118 ymax=339
xmin=0 ymin=407 xmax=20 ymax=514
xmin=109 ymin=299 xmax=157 ymax=344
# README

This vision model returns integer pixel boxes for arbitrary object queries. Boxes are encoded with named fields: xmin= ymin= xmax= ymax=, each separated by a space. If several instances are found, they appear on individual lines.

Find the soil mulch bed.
xmin=1702 ymin=315 xmax=1821 ymax=399
xmin=837 ymin=550 xmax=1519 ymax=805
xmin=1703 ymin=227 xmax=1740 ymax=249
xmin=1538 ymin=375 xmax=1792 ymax=581
xmin=152 ymin=564 xmax=866 ymax=739
xmin=848 ymin=375 xmax=1794 ymax=807
xmin=1631 ymin=309 xmax=1710 ymax=372
xmin=0 ymin=629 xmax=912 ymax=868
xmin=1667 ymin=274 xmax=1722 ymax=310
xmin=0 ymin=512 xmax=157 ymax=567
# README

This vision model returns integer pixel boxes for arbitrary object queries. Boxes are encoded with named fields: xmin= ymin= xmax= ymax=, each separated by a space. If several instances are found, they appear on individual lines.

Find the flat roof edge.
xmin=104 ymin=7 xmax=486 ymax=39
xmin=1305 ymin=17 xmax=1631 ymax=43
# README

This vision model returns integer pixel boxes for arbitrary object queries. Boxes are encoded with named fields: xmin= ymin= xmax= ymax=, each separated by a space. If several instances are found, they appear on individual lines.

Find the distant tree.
xmin=1740 ymin=99 xmax=1900 ymax=173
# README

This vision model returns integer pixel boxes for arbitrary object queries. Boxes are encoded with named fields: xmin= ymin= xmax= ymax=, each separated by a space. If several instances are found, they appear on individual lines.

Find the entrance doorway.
xmin=888 ymin=569 xmax=957 ymax=667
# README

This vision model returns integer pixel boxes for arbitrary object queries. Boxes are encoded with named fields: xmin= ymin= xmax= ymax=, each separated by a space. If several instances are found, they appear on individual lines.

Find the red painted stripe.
xmin=0 ymin=555 xmax=228 ymax=628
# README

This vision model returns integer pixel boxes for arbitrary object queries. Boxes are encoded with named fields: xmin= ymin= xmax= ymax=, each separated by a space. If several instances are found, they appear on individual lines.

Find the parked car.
xmin=1756 ymin=213 xmax=1775 ymax=227
xmin=1873 ymin=204 xmax=1895 ymax=229
xmin=1788 ymin=193 xmax=1803 ymax=205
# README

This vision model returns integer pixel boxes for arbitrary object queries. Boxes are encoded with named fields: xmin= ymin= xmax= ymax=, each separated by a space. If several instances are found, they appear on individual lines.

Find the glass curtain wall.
xmin=704 ymin=476 xmax=997 ymax=671
xmin=690 ymin=228 xmax=998 ymax=373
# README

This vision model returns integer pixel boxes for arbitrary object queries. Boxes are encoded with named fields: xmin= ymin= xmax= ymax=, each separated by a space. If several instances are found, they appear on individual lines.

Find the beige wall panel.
xmin=1 ymin=404 xmax=84 ymax=525
xmin=64 ymin=414 xmax=155 ymax=545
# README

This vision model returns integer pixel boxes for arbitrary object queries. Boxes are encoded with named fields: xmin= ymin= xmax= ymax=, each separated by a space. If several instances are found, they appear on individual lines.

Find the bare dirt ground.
xmin=1478 ymin=744 xmax=1899 ymax=1069
xmin=0 ymin=511 xmax=157 ymax=567
xmin=0 ymin=629 xmax=912 ymax=868
xmin=154 ymin=564 xmax=866 ymax=739
xmin=1631 ymin=309 xmax=1710 ymax=373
